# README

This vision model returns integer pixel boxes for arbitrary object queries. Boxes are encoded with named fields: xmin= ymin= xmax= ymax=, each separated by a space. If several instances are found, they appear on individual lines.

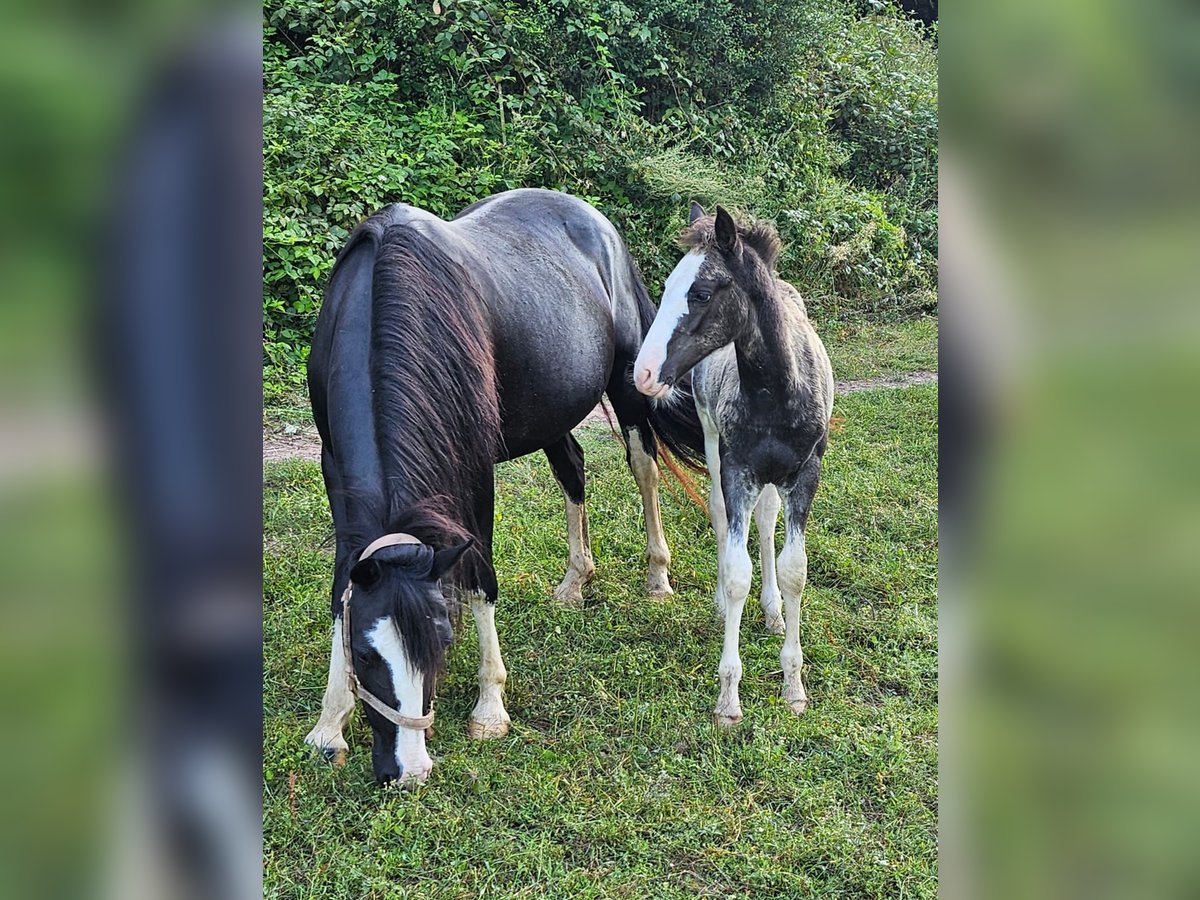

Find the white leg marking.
xmin=755 ymin=487 xmax=784 ymax=634
xmin=366 ymin=617 xmax=434 ymax=784
xmin=701 ymin=417 xmax=728 ymax=616
xmin=468 ymin=594 xmax=511 ymax=739
xmin=628 ymin=428 xmax=673 ymax=596
xmin=304 ymin=616 xmax=355 ymax=762
xmin=715 ymin=521 xmax=754 ymax=727
xmin=553 ymin=491 xmax=596 ymax=604
xmin=777 ymin=533 xmax=809 ymax=714
xmin=634 ymin=251 xmax=706 ymax=396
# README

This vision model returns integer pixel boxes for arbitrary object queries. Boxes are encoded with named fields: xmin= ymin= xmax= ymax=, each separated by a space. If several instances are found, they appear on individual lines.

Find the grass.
xmin=823 ymin=317 xmax=938 ymax=382
xmin=264 ymin=383 xmax=937 ymax=898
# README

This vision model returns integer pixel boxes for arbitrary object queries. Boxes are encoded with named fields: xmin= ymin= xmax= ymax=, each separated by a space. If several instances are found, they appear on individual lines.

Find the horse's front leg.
xmin=467 ymin=593 xmax=511 ymax=739
xmin=626 ymin=425 xmax=673 ymax=596
xmin=715 ymin=471 xmax=759 ymax=727
xmin=545 ymin=435 xmax=596 ymax=604
xmin=304 ymin=612 xmax=356 ymax=764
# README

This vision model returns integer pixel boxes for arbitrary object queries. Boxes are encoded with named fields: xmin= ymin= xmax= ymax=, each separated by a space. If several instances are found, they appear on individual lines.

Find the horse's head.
xmin=634 ymin=202 xmax=780 ymax=398
xmin=344 ymin=538 xmax=471 ymax=786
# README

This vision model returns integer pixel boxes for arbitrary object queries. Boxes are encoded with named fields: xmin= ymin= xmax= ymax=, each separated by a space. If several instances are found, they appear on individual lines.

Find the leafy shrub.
xmin=263 ymin=0 xmax=938 ymax=382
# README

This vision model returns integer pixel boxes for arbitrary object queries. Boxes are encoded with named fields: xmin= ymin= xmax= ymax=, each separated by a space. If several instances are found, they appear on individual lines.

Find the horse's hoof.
xmin=714 ymin=711 xmax=743 ymax=728
xmin=552 ymin=578 xmax=586 ymax=605
xmin=787 ymin=698 xmax=808 ymax=715
xmin=553 ymin=588 xmax=583 ymax=605
xmin=647 ymin=579 xmax=674 ymax=598
xmin=305 ymin=727 xmax=348 ymax=765
xmin=467 ymin=717 xmax=511 ymax=740
xmin=764 ymin=615 xmax=785 ymax=635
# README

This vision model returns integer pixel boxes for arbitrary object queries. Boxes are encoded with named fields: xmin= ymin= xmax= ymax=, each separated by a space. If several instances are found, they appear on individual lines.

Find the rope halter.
xmin=341 ymin=532 xmax=436 ymax=732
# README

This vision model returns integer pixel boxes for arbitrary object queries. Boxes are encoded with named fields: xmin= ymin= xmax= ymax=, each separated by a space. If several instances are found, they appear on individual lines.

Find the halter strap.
xmin=341 ymin=532 xmax=435 ymax=732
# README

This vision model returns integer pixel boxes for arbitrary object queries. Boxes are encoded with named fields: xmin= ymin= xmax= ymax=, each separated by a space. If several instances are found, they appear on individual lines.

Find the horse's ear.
xmin=714 ymin=206 xmax=740 ymax=256
xmin=430 ymin=539 xmax=474 ymax=581
xmin=350 ymin=558 xmax=383 ymax=589
xmin=689 ymin=201 xmax=706 ymax=225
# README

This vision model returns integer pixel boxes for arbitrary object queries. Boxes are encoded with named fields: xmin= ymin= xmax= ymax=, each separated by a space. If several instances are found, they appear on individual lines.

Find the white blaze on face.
xmin=634 ymin=251 xmax=706 ymax=397
xmin=366 ymin=617 xmax=434 ymax=784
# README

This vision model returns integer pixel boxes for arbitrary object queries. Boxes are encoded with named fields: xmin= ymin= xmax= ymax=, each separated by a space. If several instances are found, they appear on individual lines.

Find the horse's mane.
xmin=678 ymin=215 xmax=782 ymax=271
xmin=362 ymin=217 xmax=501 ymax=582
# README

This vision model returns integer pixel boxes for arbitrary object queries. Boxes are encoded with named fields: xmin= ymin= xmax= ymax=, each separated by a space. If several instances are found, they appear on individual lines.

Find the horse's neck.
xmin=733 ymin=281 xmax=810 ymax=402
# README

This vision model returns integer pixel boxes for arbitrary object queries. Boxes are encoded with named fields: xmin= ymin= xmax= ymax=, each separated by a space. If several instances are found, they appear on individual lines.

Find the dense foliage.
xmin=264 ymin=0 xmax=937 ymax=381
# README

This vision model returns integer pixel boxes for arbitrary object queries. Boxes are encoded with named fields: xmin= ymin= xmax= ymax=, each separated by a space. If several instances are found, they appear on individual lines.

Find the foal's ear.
xmin=430 ymin=539 xmax=474 ymax=581
xmin=689 ymin=201 xmax=706 ymax=225
xmin=714 ymin=206 xmax=740 ymax=256
xmin=350 ymin=557 xmax=383 ymax=589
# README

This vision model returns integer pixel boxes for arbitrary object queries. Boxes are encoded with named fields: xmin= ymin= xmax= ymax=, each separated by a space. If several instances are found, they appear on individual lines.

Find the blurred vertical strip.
xmin=0 ymin=1 xmax=262 ymax=897
xmin=943 ymin=0 xmax=1200 ymax=898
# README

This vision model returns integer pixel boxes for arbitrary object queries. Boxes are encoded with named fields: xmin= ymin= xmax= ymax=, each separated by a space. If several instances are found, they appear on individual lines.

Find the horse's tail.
xmin=627 ymin=257 xmax=709 ymax=477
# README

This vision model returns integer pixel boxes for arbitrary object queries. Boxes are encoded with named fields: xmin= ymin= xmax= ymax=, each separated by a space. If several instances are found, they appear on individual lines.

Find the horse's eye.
xmin=692 ymin=291 xmax=711 ymax=304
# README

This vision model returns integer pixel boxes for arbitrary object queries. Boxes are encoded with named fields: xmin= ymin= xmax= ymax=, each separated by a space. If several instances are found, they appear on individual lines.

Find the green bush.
xmin=263 ymin=0 xmax=938 ymax=383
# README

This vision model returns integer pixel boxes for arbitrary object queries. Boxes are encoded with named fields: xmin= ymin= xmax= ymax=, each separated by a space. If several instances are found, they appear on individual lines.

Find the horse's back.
xmin=449 ymin=190 xmax=640 ymax=458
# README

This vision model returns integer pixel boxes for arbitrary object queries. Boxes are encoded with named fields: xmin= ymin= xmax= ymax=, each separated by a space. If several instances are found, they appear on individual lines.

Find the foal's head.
xmin=346 ymin=537 xmax=471 ymax=786
xmin=634 ymin=203 xmax=780 ymax=398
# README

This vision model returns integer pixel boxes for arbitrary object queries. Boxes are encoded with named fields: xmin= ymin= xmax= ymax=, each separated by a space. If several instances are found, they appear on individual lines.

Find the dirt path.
xmin=263 ymin=370 xmax=937 ymax=464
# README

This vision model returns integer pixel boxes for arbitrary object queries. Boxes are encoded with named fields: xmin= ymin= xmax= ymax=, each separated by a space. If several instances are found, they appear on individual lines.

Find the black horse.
xmin=304 ymin=189 xmax=704 ymax=785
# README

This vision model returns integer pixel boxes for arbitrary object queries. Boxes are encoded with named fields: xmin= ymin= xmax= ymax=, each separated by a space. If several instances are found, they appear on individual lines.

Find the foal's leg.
xmin=778 ymin=459 xmax=822 ymax=715
xmin=755 ymin=486 xmax=784 ymax=634
xmin=715 ymin=470 xmax=759 ymax=727
xmin=625 ymin=425 xmax=674 ymax=596
xmin=699 ymin=411 xmax=729 ymax=615
xmin=545 ymin=435 xmax=596 ymax=604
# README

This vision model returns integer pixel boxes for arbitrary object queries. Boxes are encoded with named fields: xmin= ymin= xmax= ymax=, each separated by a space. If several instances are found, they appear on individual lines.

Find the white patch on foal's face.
xmin=634 ymin=251 xmax=706 ymax=398
xmin=366 ymin=617 xmax=434 ymax=784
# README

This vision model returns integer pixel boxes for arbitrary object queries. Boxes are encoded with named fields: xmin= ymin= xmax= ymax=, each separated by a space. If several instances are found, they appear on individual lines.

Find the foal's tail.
xmin=627 ymin=258 xmax=708 ymax=475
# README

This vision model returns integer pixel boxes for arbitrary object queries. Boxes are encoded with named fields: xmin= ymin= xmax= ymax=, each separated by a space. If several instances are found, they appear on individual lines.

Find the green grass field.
xmin=264 ymin=378 xmax=937 ymax=899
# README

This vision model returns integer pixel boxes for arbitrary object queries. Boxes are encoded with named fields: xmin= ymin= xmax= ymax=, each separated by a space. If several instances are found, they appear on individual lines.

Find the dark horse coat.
xmin=304 ymin=189 xmax=704 ymax=784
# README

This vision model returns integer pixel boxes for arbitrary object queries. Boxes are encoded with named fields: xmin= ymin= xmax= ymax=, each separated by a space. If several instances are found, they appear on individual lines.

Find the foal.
xmin=634 ymin=204 xmax=834 ymax=725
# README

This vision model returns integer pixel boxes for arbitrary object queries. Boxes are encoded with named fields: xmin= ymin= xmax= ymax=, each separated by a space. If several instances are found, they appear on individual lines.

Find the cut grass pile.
xmin=264 ymin=384 xmax=937 ymax=898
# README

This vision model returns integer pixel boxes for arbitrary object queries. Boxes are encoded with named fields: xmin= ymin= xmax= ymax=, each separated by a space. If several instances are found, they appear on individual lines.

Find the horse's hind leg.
xmin=755 ymin=486 xmax=784 ymax=634
xmin=606 ymin=378 xmax=674 ymax=595
xmin=545 ymin=434 xmax=596 ymax=604
xmin=624 ymin=423 xmax=674 ymax=596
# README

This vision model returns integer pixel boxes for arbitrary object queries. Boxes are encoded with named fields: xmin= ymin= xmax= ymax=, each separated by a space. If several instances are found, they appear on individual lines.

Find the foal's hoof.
xmin=467 ymin=717 xmax=511 ymax=740
xmin=787 ymin=698 xmax=809 ymax=715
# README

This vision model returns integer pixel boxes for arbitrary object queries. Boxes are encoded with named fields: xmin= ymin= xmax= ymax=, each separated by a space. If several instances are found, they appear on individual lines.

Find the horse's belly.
xmin=493 ymin=327 xmax=613 ymax=461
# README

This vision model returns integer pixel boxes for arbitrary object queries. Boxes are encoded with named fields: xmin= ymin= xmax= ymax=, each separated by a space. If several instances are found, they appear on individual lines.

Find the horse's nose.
xmin=635 ymin=366 xmax=656 ymax=394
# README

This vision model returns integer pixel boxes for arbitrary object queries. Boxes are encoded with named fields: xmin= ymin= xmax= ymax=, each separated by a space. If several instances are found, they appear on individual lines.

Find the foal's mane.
xmin=678 ymin=214 xmax=783 ymax=271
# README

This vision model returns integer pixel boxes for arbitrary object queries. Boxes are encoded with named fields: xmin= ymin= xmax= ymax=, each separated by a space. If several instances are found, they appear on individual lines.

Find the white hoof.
xmin=714 ymin=710 xmax=744 ymax=728
xmin=467 ymin=716 xmax=511 ymax=740
xmin=647 ymin=575 xmax=674 ymax=598
xmin=304 ymin=725 xmax=349 ymax=766
xmin=553 ymin=568 xmax=592 ymax=604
